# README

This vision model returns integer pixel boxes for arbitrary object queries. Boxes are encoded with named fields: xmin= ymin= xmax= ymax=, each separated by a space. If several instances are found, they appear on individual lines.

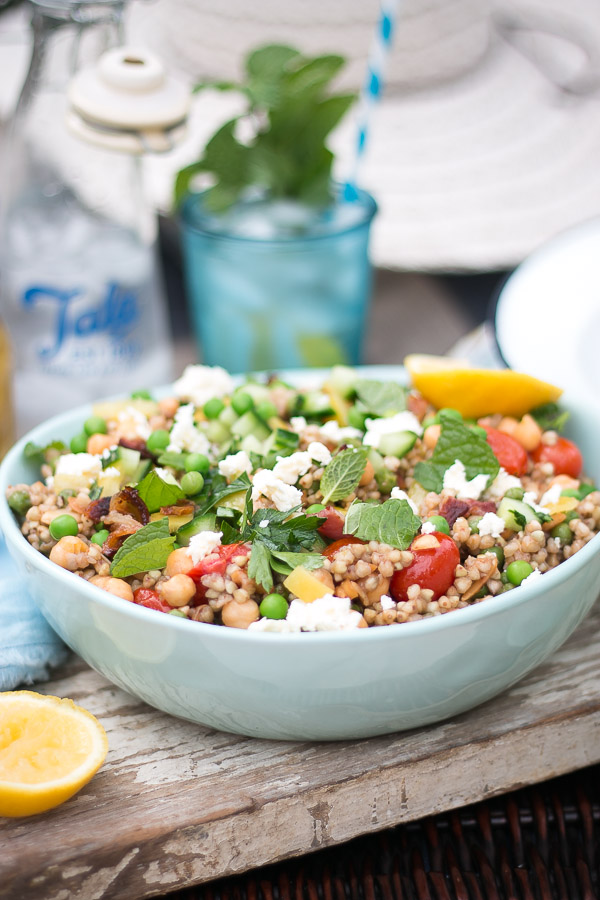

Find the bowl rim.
xmin=1 ymin=365 xmax=599 ymax=647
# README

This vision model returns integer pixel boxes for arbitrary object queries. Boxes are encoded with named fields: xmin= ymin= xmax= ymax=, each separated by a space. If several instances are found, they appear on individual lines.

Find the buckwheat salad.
xmin=6 ymin=365 xmax=599 ymax=633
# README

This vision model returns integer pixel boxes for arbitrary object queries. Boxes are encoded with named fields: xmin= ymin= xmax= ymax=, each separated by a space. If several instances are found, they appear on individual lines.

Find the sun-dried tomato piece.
xmin=466 ymin=500 xmax=497 ymax=517
xmin=438 ymin=497 xmax=470 ymax=527
xmin=109 ymin=486 xmax=150 ymax=524
xmin=101 ymin=530 xmax=135 ymax=560
xmin=160 ymin=500 xmax=195 ymax=517
xmin=86 ymin=496 xmax=111 ymax=522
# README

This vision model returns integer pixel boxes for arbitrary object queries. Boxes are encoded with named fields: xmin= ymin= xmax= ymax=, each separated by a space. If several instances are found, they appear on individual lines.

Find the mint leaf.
xmin=344 ymin=498 xmax=421 ymax=550
xmin=320 ymin=448 xmax=367 ymax=504
xmin=157 ymin=451 xmax=189 ymax=470
xmin=270 ymin=550 xmax=324 ymax=574
xmin=530 ymin=402 xmax=569 ymax=432
xmin=137 ymin=470 xmax=185 ymax=513
xmin=354 ymin=379 xmax=406 ymax=416
xmin=110 ymin=518 xmax=176 ymax=578
xmin=248 ymin=540 xmax=274 ymax=592
xmin=414 ymin=414 xmax=500 ymax=493
xmin=197 ymin=473 xmax=252 ymax=515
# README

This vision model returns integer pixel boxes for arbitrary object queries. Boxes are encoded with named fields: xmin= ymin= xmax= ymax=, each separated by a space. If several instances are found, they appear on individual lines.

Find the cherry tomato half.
xmin=390 ymin=532 xmax=459 ymax=602
xmin=531 ymin=436 xmax=583 ymax=478
xmin=133 ymin=588 xmax=171 ymax=613
xmin=188 ymin=543 xmax=249 ymax=600
xmin=315 ymin=506 xmax=346 ymax=541
xmin=482 ymin=426 xmax=528 ymax=476
xmin=321 ymin=535 xmax=365 ymax=559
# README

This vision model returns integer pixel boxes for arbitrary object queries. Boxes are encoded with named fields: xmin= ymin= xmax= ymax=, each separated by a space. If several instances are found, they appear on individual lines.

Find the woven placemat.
xmin=165 ymin=765 xmax=599 ymax=900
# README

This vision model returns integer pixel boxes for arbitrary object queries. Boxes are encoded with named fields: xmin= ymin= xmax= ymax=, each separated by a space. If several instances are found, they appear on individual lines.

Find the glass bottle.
xmin=0 ymin=0 xmax=175 ymax=435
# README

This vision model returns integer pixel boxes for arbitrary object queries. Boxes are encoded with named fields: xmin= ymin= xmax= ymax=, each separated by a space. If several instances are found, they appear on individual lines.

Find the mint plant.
xmin=174 ymin=44 xmax=356 ymax=212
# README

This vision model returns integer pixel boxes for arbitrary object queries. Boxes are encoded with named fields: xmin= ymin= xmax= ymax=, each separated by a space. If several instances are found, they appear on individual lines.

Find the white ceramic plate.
xmin=495 ymin=218 xmax=600 ymax=407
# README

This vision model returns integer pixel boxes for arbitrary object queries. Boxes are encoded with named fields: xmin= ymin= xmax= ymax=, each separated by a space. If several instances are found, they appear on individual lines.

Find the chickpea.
xmin=364 ymin=577 xmax=391 ymax=605
xmin=359 ymin=459 xmax=375 ymax=487
xmin=157 ymin=574 xmax=196 ymax=608
xmin=423 ymin=424 xmax=441 ymax=450
xmin=498 ymin=416 xmax=519 ymax=437
xmin=312 ymin=567 xmax=335 ymax=591
xmin=221 ymin=598 xmax=260 ymax=629
xmin=86 ymin=433 xmax=116 ymax=455
xmin=89 ymin=575 xmax=134 ymax=602
xmin=513 ymin=414 xmax=542 ymax=451
xmin=165 ymin=547 xmax=194 ymax=576
xmin=49 ymin=535 xmax=89 ymax=571
xmin=158 ymin=396 xmax=179 ymax=419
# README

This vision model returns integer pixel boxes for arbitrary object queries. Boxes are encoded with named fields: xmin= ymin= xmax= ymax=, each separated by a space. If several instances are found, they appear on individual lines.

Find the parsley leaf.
xmin=319 ymin=447 xmax=367 ymax=504
xmin=248 ymin=542 xmax=323 ymax=591
xmin=110 ymin=518 xmax=176 ymax=578
xmin=414 ymin=414 xmax=500 ymax=493
xmin=512 ymin=509 xmax=527 ymax=530
xmin=247 ymin=540 xmax=274 ymax=592
xmin=137 ymin=470 xmax=185 ymax=513
xmin=354 ymin=379 xmax=406 ymax=417
xmin=243 ymin=506 xmax=321 ymax=552
xmin=530 ymin=402 xmax=569 ymax=433
xmin=343 ymin=498 xmax=421 ymax=550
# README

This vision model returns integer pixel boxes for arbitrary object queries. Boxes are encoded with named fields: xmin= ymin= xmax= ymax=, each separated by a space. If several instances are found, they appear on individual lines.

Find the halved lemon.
xmin=404 ymin=354 xmax=562 ymax=419
xmin=0 ymin=691 xmax=108 ymax=817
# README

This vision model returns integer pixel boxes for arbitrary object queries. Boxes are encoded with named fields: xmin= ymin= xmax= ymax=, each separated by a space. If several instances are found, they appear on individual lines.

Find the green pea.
xmin=181 ymin=471 xmax=204 ymax=496
xmin=130 ymin=389 xmax=153 ymax=400
xmin=259 ymin=593 xmax=288 ymax=620
xmin=256 ymin=400 xmax=278 ymax=421
xmin=305 ymin=503 xmax=325 ymax=515
xmin=550 ymin=522 xmax=573 ymax=545
xmin=347 ymin=406 xmax=367 ymax=430
xmin=8 ymin=489 xmax=31 ymax=517
xmin=203 ymin=398 xmax=225 ymax=419
xmin=70 ymin=432 xmax=89 ymax=454
xmin=185 ymin=453 xmax=210 ymax=474
xmin=506 ymin=559 xmax=534 ymax=586
xmin=231 ymin=391 xmax=254 ymax=416
xmin=425 ymin=515 xmax=450 ymax=535
xmin=83 ymin=415 xmax=107 ymax=436
xmin=438 ymin=408 xmax=462 ymax=421
xmin=49 ymin=514 xmax=79 ymax=541
xmin=504 ymin=487 xmax=525 ymax=500
xmin=468 ymin=515 xmax=483 ymax=534
xmin=469 ymin=425 xmax=488 ymax=440
xmin=479 ymin=545 xmax=505 ymax=568
xmin=146 ymin=429 xmax=170 ymax=453
xmin=91 ymin=529 xmax=109 ymax=546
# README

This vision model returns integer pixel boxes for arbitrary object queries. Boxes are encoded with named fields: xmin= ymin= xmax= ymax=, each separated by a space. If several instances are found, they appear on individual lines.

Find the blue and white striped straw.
xmin=345 ymin=0 xmax=400 ymax=200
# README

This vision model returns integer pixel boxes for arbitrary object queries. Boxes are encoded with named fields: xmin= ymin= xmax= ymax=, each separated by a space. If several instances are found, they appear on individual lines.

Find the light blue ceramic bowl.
xmin=1 ymin=367 xmax=599 ymax=741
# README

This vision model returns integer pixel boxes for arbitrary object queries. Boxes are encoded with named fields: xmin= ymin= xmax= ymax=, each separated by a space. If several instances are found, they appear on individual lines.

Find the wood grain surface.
xmin=3 ymin=602 xmax=600 ymax=900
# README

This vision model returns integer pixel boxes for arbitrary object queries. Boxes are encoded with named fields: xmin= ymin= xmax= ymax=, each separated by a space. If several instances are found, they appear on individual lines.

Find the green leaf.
xmin=513 ymin=509 xmax=527 ymax=530
xmin=137 ymin=470 xmax=185 ymax=513
xmin=530 ymin=402 xmax=569 ymax=432
xmin=174 ymin=161 xmax=206 ymax=208
xmin=245 ymin=506 xmax=321 ymax=553
xmin=157 ymin=451 xmax=189 ymax=470
xmin=24 ymin=439 xmax=67 ymax=468
xmin=197 ymin=473 xmax=252 ymax=515
xmin=283 ymin=55 xmax=346 ymax=100
xmin=270 ymin=550 xmax=324 ymax=574
xmin=247 ymin=540 xmax=274 ymax=592
xmin=344 ymin=498 xmax=422 ymax=550
xmin=414 ymin=414 xmax=500 ymax=494
xmin=354 ymin=379 xmax=407 ymax=416
xmin=320 ymin=448 xmax=367 ymax=505
xmin=110 ymin=518 xmax=176 ymax=578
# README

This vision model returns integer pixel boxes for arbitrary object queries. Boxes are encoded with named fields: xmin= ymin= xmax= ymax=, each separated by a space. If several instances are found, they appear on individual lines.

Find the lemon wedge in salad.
xmin=404 ymin=354 xmax=562 ymax=419
xmin=0 ymin=691 xmax=108 ymax=817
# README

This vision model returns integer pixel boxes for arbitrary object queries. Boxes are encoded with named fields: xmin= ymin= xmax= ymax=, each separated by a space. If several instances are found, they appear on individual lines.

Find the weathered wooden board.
xmin=3 ymin=602 xmax=600 ymax=900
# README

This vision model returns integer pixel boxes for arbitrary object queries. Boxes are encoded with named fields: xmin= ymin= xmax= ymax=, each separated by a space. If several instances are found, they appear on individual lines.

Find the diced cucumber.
xmin=115 ymin=446 xmax=141 ymax=476
xmin=497 ymin=497 xmax=540 ymax=532
xmin=239 ymin=382 xmax=271 ymax=405
xmin=377 ymin=431 xmax=418 ymax=459
xmin=205 ymin=420 xmax=231 ymax=443
xmin=218 ymin=489 xmax=247 ymax=512
xmin=131 ymin=459 xmax=151 ymax=483
xmin=300 ymin=390 xmax=333 ymax=417
xmin=219 ymin=405 xmax=238 ymax=428
xmin=325 ymin=365 xmax=358 ymax=399
xmin=240 ymin=433 xmax=264 ymax=455
xmin=176 ymin=512 xmax=217 ymax=546
xmin=231 ymin=410 xmax=271 ymax=441
xmin=367 ymin=448 xmax=397 ymax=494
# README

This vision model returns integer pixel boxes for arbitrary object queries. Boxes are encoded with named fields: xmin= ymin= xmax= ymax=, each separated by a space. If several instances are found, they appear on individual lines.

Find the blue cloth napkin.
xmin=0 ymin=532 xmax=68 ymax=691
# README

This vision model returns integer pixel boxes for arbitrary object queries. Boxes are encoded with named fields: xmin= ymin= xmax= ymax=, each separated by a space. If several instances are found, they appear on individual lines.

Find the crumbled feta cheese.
xmin=172 ymin=365 xmax=234 ymax=407
xmin=539 ymin=484 xmax=562 ymax=508
xmin=421 ymin=520 xmax=435 ymax=534
xmin=477 ymin=512 xmax=507 ymax=538
xmin=102 ymin=466 xmax=121 ymax=478
xmin=363 ymin=412 xmax=423 ymax=448
xmin=272 ymin=451 xmax=312 ymax=484
xmin=521 ymin=568 xmax=543 ymax=586
xmin=188 ymin=530 xmax=223 ymax=566
xmin=380 ymin=594 xmax=396 ymax=611
xmin=391 ymin=486 xmax=419 ymax=515
xmin=117 ymin=405 xmax=151 ymax=440
xmin=251 ymin=469 xmax=303 ymax=511
xmin=218 ymin=450 xmax=252 ymax=480
xmin=248 ymin=618 xmax=296 ymax=633
xmin=443 ymin=460 xmax=489 ymax=500
xmin=101 ymin=445 xmax=119 ymax=460
xmin=307 ymin=441 xmax=332 ymax=465
xmin=486 ymin=468 xmax=522 ymax=500
xmin=319 ymin=420 xmax=362 ymax=443
xmin=286 ymin=594 xmax=363 ymax=631
xmin=55 ymin=453 xmax=102 ymax=482
xmin=289 ymin=416 xmax=308 ymax=432
xmin=168 ymin=403 xmax=210 ymax=455
xmin=45 ymin=475 xmax=54 ymax=488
